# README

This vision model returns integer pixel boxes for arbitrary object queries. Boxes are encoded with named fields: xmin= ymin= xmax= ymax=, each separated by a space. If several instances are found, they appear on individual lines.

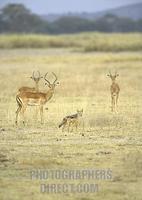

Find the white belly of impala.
xmin=27 ymin=98 xmax=40 ymax=106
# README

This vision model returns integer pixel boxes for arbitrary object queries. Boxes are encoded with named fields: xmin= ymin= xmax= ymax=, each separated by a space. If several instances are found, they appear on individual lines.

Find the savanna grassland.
xmin=0 ymin=33 xmax=142 ymax=200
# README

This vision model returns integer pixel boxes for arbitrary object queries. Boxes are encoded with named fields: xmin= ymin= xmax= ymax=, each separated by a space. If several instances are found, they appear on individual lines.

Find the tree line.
xmin=0 ymin=4 xmax=142 ymax=34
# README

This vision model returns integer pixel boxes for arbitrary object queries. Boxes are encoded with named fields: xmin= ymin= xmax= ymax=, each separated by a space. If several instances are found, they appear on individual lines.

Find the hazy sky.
xmin=0 ymin=0 xmax=142 ymax=14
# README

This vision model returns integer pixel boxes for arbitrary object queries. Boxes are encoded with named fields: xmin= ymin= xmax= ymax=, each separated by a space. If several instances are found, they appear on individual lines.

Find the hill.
xmin=41 ymin=2 xmax=142 ymax=22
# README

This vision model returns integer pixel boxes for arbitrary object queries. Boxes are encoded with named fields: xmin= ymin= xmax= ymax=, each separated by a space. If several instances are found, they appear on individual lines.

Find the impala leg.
xmin=21 ymin=105 xmax=27 ymax=125
xmin=113 ymin=96 xmax=116 ymax=112
xmin=15 ymin=105 xmax=22 ymax=125
xmin=111 ymin=95 xmax=114 ymax=112
xmin=40 ymin=105 xmax=44 ymax=124
xmin=112 ymin=96 xmax=115 ymax=112
xmin=114 ymin=96 xmax=116 ymax=112
xmin=113 ymin=95 xmax=116 ymax=113
xmin=116 ymin=93 xmax=119 ymax=107
xmin=114 ymin=95 xmax=117 ymax=112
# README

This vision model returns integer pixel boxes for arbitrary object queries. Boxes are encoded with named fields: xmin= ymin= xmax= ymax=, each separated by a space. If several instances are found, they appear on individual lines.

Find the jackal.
xmin=59 ymin=109 xmax=83 ymax=132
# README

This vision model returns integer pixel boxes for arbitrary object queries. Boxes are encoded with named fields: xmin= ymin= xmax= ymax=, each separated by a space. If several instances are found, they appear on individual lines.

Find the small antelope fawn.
xmin=59 ymin=109 xmax=83 ymax=132
xmin=107 ymin=71 xmax=120 ymax=112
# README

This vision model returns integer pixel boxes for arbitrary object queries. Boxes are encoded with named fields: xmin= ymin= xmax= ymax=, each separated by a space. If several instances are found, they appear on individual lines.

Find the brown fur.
xmin=18 ymin=71 xmax=43 ymax=94
xmin=59 ymin=109 xmax=83 ymax=132
xmin=15 ymin=72 xmax=59 ymax=125
xmin=108 ymin=72 xmax=120 ymax=112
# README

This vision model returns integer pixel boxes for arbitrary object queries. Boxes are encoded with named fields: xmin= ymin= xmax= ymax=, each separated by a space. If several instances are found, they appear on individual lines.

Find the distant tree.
xmin=0 ymin=4 xmax=141 ymax=34
xmin=115 ymin=17 xmax=136 ymax=32
xmin=94 ymin=14 xmax=136 ymax=32
xmin=0 ymin=12 xmax=6 ymax=32
xmin=0 ymin=4 xmax=46 ymax=33
xmin=51 ymin=16 xmax=95 ymax=33
xmin=136 ymin=19 xmax=142 ymax=31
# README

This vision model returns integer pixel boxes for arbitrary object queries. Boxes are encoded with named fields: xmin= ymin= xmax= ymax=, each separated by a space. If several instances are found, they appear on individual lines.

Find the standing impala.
xmin=107 ymin=71 xmax=120 ymax=112
xmin=15 ymin=72 xmax=59 ymax=125
xmin=18 ymin=71 xmax=43 ymax=93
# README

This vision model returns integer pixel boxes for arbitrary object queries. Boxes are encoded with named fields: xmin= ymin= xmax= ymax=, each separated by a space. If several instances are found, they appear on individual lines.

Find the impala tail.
xmin=59 ymin=118 xmax=67 ymax=128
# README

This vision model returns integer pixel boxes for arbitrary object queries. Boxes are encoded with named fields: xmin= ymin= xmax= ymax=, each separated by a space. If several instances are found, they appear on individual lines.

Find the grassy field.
xmin=0 ymin=33 xmax=142 ymax=52
xmin=0 ymin=36 xmax=142 ymax=200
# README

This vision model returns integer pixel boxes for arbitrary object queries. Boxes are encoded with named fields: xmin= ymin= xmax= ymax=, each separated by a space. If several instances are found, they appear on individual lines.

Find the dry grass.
xmin=0 ymin=48 xmax=142 ymax=200
xmin=0 ymin=33 xmax=142 ymax=52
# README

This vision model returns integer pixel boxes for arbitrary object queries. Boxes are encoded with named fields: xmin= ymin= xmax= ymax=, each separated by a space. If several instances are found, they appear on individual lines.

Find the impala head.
xmin=30 ymin=71 xmax=43 ymax=84
xmin=44 ymin=72 xmax=59 ymax=90
xmin=77 ymin=109 xmax=83 ymax=116
xmin=107 ymin=71 xmax=119 ymax=81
